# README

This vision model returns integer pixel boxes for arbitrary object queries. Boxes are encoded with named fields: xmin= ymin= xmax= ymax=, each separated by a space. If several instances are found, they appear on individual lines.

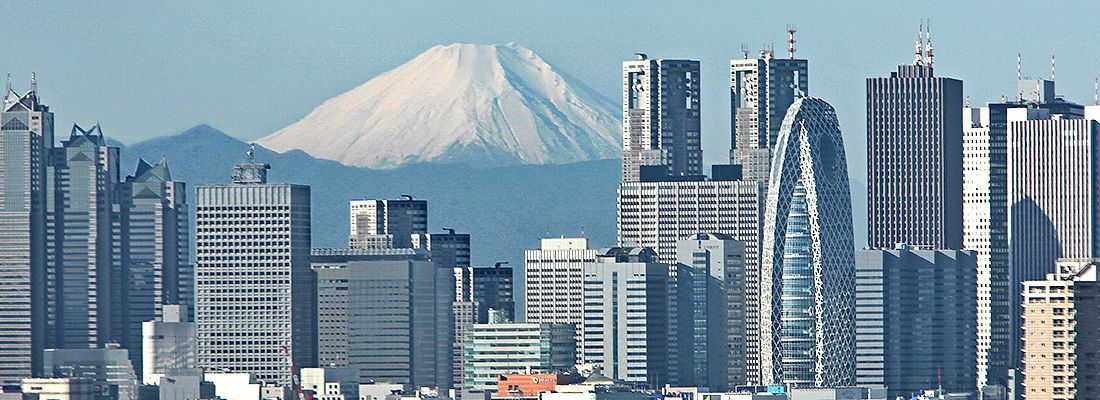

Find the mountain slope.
xmin=120 ymin=124 xmax=619 ymax=266
xmin=258 ymin=43 xmax=622 ymax=169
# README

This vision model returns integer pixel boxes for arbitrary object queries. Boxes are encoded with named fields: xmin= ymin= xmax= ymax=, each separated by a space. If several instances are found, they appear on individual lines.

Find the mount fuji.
xmin=258 ymin=43 xmax=622 ymax=169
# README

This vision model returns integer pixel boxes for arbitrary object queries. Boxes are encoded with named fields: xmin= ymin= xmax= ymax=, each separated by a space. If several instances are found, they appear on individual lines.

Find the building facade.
xmin=621 ymin=56 xmax=701 ymax=182
xmin=140 ymin=305 xmax=195 ymax=385
xmin=461 ymin=322 xmax=574 ymax=397
xmin=1021 ymin=259 xmax=1100 ymax=400
xmin=760 ymin=97 xmax=855 ymax=387
xmin=866 ymin=64 xmax=963 ymax=250
xmin=348 ymin=197 xmax=427 ymax=249
xmin=195 ymin=152 xmax=314 ymax=385
xmin=43 ymin=346 xmax=138 ymax=400
xmin=729 ymin=53 xmax=808 ymax=181
xmin=855 ymin=247 xmax=977 ymax=397
xmin=524 ymin=237 xmax=598 ymax=337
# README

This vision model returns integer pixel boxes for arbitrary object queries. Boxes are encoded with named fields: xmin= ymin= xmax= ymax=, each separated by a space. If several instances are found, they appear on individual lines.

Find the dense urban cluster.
xmin=0 ymin=29 xmax=1097 ymax=400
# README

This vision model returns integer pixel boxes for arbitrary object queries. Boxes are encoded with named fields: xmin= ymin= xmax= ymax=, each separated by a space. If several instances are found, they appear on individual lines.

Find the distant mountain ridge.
xmin=258 ymin=43 xmax=622 ymax=169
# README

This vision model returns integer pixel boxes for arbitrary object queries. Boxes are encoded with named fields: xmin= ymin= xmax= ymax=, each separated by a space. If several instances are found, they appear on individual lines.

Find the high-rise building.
xmin=43 ymin=345 xmax=138 ymax=400
xmin=1021 ymin=258 xmax=1100 ymax=400
xmin=45 ymin=123 xmax=120 ymax=350
xmin=674 ymin=234 xmax=747 ymax=390
xmin=523 ymin=237 xmax=598 ymax=330
xmin=1007 ymin=104 xmax=1100 ymax=373
xmin=855 ymin=247 xmax=977 ymax=397
xmin=0 ymin=77 xmax=52 ymax=384
xmin=311 ymin=248 xmax=453 ymax=390
xmin=760 ymin=97 xmax=855 ymax=387
xmin=621 ymin=56 xmax=701 ymax=182
xmin=115 ymin=158 xmax=190 ymax=375
xmin=461 ymin=321 xmax=574 ymax=398
xmin=729 ymin=52 xmax=808 ymax=181
xmin=349 ymin=197 xmax=427 ymax=249
xmin=581 ymin=247 xmax=668 ymax=386
xmin=195 ymin=149 xmax=314 ymax=385
xmin=452 ymin=264 xmax=515 ymax=392
xmin=963 ymin=82 xmax=1083 ymax=390
xmin=866 ymin=63 xmax=963 ymax=250
xmin=140 ymin=305 xmax=195 ymax=385
xmin=412 ymin=229 xmax=471 ymax=270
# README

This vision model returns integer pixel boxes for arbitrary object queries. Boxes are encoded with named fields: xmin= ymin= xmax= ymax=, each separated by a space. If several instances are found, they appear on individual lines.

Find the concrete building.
xmin=621 ymin=56 xmax=701 ymax=182
xmin=855 ymin=247 xmax=977 ymax=397
xmin=141 ymin=305 xmax=195 ymax=385
xmin=301 ymin=368 xmax=359 ymax=400
xmin=0 ymin=77 xmax=52 ymax=384
xmin=158 ymin=372 xmax=217 ymax=400
xmin=45 ymin=124 xmax=120 ymax=350
xmin=674 ymin=234 xmax=747 ymax=389
xmin=1007 ymin=104 xmax=1100 ymax=373
xmin=194 ymin=149 xmax=314 ymax=385
xmin=760 ymin=98 xmax=855 ymax=387
xmin=729 ymin=51 xmax=808 ymax=181
xmin=21 ymin=378 xmax=98 ymax=400
xmin=453 ymin=264 xmax=514 ymax=390
xmin=348 ymin=197 xmax=427 ymax=249
xmin=866 ymin=62 xmax=964 ymax=250
xmin=203 ymin=373 xmax=260 ymax=400
xmin=43 ymin=346 xmax=138 ymax=400
xmin=524 ymin=238 xmax=598 ymax=342
xmin=460 ymin=321 xmax=574 ymax=398
xmin=1021 ymin=258 xmax=1100 ymax=400
xmin=311 ymin=249 xmax=453 ymax=390
xmin=581 ymin=248 xmax=668 ymax=386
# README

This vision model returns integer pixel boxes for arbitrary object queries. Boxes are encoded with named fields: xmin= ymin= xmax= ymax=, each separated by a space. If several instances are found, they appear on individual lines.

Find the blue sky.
xmin=4 ymin=1 xmax=1099 ymax=182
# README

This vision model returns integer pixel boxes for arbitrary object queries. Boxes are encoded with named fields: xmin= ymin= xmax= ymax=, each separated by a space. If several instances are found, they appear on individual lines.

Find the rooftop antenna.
xmin=914 ymin=20 xmax=925 ymax=66
xmin=400 ymin=194 xmax=414 ymax=200
xmin=1051 ymin=54 xmax=1056 ymax=82
xmin=787 ymin=24 xmax=797 ymax=60
xmin=30 ymin=72 xmax=36 ymax=92
xmin=1017 ymin=52 xmax=1022 ymax=80
xmin=247 ymin=143 xmax=255 ymax=162
xmin=924 ymin=19 xmax=934 ymax=68
xmin=741 ymin=44 xmax=750 ymax=59
xmin=5 ymin=74 xmax=10 ymax=94
xmin=966 ymin=96 xmax=971 ymax=108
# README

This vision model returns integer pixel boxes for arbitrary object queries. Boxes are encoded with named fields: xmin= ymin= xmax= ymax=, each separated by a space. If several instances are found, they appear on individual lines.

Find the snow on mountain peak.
xmin=258 ymin=43 xmax=622 ymax=169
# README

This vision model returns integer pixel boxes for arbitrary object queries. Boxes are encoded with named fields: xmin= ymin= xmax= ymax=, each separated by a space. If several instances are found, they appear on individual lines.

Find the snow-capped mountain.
xmin=258 ymin=43 xmax=622 ymax=169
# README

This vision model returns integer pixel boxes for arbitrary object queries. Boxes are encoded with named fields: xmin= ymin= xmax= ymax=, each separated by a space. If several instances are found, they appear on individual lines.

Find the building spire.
xmin=30 ymin=72 xmax=36 ymax=92
xmin=787 ymin=24 xmax=797 ymax=60
xmin=1051 ymin=54 xmax=1056 ymax=82
xmin=924 ymin=19 xmax=934 ymax=68
xmin=914 ymin=20 xmax=925 ymax=66
xmin=5 ymin=74 xmax=10 ymax=94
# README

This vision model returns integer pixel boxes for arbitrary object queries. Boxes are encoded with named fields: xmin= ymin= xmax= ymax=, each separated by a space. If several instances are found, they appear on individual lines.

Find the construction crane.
xmin=282 ymin=345 xmax=307 ymax=400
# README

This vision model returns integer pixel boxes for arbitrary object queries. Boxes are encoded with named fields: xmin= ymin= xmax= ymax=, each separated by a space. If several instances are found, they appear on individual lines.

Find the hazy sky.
xmin=4 ymin=1 xmax=1099 ymax=182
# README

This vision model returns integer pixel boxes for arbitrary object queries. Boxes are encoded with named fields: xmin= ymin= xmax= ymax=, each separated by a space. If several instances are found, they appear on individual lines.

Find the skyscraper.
xmin=0 ymin=76 xmax=52 ymax=384
xmin=45 ymin=123 xmax=119 ymax=350
xmin=855 ymin=247 xmax=977 ymax=397
xmin=523 ymin=237 xmax=597 ymax=331
xmin=195 ymin=148 xmax=314 ymax=385
xmin=1007 ymin=104 xmax=1100 ymax=373
xmin=581 ymin=247 xmax=668 ymax=385
xmin=760 ymin=97 xmax=855 ymax=387
xmin=866 ymin=62 xmax=963 ymax=250
xmin=115 ymin=158 xmax=190 ymax=375
xmin=729 ymin=51 xmax=808 ymax=181
xmin=348 ymin=197 xmax=427 ymax=249
xmin=452 ymin=264 xmax=513 ymax=394
xmin=674 ymin=234 xmax=747 ymax=390
xmin=621 ymin=56 xmax=701 ymax=182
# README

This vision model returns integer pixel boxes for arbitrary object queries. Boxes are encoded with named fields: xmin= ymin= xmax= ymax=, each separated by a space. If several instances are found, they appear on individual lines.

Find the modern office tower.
xmin=617 ymin=178 xmax=765 ymax=382
xmin=460 ymin=321 xmax=575 ymax=398
xmin=760 ymin=98 xmax=855 ymax=387
xmin=348 ymin=197 xmax=427 ymax=249
xmin=1007 ymin=104 xmax=1100 ymax=375
xmin=452 ymin=264 xmax=515 ymax=391
xmin=195 ymin=149 xmax=314 ymax=385
xmin=43 ymin=345 xmax=138 ymax=400
xmin=0 ymin=77 xmax=52 ymax=384
xmin=581 ymin=247 xmax=668 ymax=386
xmin=866 ymin=63 xmax=963 ymax=250
xmin=1021 ymin=258 xmax=1100 ymax=400
xmin=621 ymin=56 xmax=701 ymax=182
xmin=412 ymin=229 xmax=471 ymax=269
xmin=524 ymin=237 xmax=598 ymax=328
xmin=855 ymin=247 xmax=978 ymax=397
xmin=141 ymin=305 xmax=196 ymax=385
xmin=675 ymin=234 xmax=747 ymax=390
xmin=301 ymin=368 xmax=359 ymax=400
xmin=115 ymin=158 xmax=190 ymax=375
xmin=311 ymin=248 xmax=453 ymax=390
xmin=729 ymin=51 xmax=808 ymax=181
xmin=45 ymin=123 xmax=120 ymax=350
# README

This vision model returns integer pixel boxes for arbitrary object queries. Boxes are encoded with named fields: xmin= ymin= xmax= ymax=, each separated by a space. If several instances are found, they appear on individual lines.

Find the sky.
xmin=4 ymin=1 xmax=1100 ymax=183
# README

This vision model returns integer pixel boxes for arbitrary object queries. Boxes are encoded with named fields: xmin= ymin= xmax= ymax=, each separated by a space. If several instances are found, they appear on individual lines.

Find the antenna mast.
xmin=787 ymin=24 xmax=797 ymax=60
xmin=1051 ymin=54 xmax=1056 ymax=82
xmin=924 ymin=19 xmax=934 ymax=68
xmin=914 ymin=20 xmax=925 ymax=66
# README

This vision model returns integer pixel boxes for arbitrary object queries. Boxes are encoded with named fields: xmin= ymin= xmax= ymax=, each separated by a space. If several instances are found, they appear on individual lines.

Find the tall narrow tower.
xmin=621 ymin=56 xmax=701 ymax=182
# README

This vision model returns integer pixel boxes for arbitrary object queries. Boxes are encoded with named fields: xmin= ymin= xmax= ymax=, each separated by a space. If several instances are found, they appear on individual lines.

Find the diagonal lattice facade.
xmin=760 ymin=97 xmax=855 ymax=387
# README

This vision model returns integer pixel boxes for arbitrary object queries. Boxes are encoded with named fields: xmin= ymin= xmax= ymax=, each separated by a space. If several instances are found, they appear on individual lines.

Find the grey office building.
xmin=45 ymin=124 xmax=120 ymax=350
xmin=621 ymin=56 xmax=701 ymax=182
xmin=311 ymin=248 xmax=453 ymax=390
xmin=0 ymin=79 xmax=52 ymax=384
xmin=349 ymin=198 xmax=427 ymax=249
xmin=730 ymin=53 xmax=808 ymax=181
xmin=866 ymin=64 xmax=963 ymax=250
xmin=855 ymin=247 xmax=977 ymax=398
xmin=195 ymin=151 xmax=314 ymax=385
xmin=675 ymin=234 xmax=746 ymax=390
xmin=43 ymin=346 xmax=139 ymax=400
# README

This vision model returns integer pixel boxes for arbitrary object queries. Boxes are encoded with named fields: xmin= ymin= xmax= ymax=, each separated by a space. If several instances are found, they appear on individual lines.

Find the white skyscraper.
xmin=141 ymin=305 xmax=195 ymax=385
xmin=523 ymin=237 xmax=597 ymax=356
xmin=195 ymin=148 xmax=314 ymax=385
